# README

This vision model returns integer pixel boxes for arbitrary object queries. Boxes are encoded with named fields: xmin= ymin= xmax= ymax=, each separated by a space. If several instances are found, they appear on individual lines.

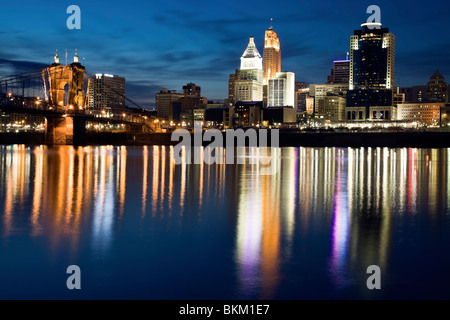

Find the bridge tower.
xmin=43 ymin=50 xmax=88 ymax=145
xmin=44 ymin=50 xmax=86 ymax=109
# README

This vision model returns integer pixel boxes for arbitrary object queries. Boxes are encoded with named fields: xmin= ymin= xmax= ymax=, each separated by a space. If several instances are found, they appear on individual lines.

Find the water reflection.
xmin=0 ymin=146 xmax=449 ymax=298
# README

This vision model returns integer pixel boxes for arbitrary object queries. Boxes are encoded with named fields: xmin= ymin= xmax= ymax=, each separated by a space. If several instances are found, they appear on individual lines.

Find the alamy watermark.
xmin=171 ymin=128 xmax=280 ymax=175
xmin=67 ymin=5 xmax=81 ymax=30
xmin=366 ymin=5 xmax=381 ymax=29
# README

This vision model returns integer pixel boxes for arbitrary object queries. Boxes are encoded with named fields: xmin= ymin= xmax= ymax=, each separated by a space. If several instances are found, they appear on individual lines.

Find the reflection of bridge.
xmin=0 ymin=51 xmax=148 ymax=145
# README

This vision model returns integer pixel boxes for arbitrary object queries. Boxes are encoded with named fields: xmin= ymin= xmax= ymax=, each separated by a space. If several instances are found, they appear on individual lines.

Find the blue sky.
xmin=0 ymin=0 xmax=448 ymax=108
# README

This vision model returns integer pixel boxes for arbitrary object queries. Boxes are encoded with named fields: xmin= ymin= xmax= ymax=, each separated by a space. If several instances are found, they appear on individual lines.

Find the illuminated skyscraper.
xmin=235 ymin=37 xmax=263 ymax=102
xmin=263 ymin=21 xmax=281 ymax=85
xmin=346 ymin=20 xmax=396 ymax=120
xmin=88 ymin=73 xmax=126 ymax=115
xmin=268 ymin=72 xmax=295 ymax=107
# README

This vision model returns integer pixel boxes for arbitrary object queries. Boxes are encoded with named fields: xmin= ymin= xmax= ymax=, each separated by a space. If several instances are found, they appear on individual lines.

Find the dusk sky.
xmin=0 ymin=0 xmax=449 ymax=108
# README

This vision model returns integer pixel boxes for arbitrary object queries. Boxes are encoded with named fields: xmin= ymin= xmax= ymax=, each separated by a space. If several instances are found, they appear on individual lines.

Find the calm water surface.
xmin=0 ymin=145 xmax=450 ymax=299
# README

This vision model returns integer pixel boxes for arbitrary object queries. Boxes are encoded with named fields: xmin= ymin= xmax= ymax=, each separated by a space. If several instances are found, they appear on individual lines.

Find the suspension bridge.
xmin=0 ymin=51 xmax=151 ymax=145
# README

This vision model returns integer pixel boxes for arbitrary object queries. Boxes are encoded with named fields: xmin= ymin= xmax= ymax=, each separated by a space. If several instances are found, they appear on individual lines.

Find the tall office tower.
xmin=263 ymin=22 xmax=281 ymax=85
xmin=328 ymin=60 xmax=350 ymax=84
xmin=234 ymin=37 xmax=263 ymax=102
xmin=426 ymin=70 xmax=448 ymax=103
xmin=346 ymin=20 xmax=395 ymax=120
xmin=156 ymin=88 xmax=183 ymax=120
xmin=268 ymin=72 xmax=295 ymax=107
xmin=88 ymin=74 xmax=126 ymax=114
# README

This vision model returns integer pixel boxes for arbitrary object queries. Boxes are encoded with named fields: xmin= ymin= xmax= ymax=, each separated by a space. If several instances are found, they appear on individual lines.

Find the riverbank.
xmin=1 ymin=130 xmax=450 ymax=147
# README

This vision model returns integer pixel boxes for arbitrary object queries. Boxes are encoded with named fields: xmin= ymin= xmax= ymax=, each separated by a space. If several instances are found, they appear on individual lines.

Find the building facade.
xmin=263 ymin=26 xmax=281 ymax=85
xmin=347 ymin=21 xmax=395 ymax=119
xmin=234 ymin=37 xmax=263 ymax=102
xmin=267 ymin=72 xmax=295 ymax=107
xmin=397 ymin=102 xmax=445 ymax=126
xmin=328 ymin=60 xmax=350 ymax=84
xmin=427 ymin=70 xmax=448 ymax=103
xmin=309 ymin=83 xmax=348 ymax=114
xmin=156 ymin=89 xmax=183 ymax=120
xmin=88 ymin=74 xmax=126 ymax=115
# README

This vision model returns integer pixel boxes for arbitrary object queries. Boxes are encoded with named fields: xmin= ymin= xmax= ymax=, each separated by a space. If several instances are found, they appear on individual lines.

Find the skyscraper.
xmin=268 ymin=72 xmax=295 ymax=107
xmin=263 ymin=21 xmax=281 ymax=85
xmin=234 ymin=37 xmax=263 ymax=102
xmin=88 ymin=74 xmax=126 ymax=115
xmin=346 ymin=20 xmax=395 ymax=120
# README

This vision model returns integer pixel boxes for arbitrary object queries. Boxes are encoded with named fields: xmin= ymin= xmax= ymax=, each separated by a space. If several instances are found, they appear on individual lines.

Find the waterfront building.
xmin=397 ymin=102 xmax=445 ymax=126
xmin=347 ymin=20 xmax=395 ymax=119
xmin=322 ymin=95 xmax=347 ymax=122
xmin=88 ymin=74 xmax=126 ymax=116
xmin=309 ymin=83 xmax=348 ymax=114
xmin=267 ymin=72 xmax=295 ymax=107
xmin=234 ymin=37 xmax=263 ymax=102
xmin=156 ymin=89 xmax=183 ymax=120
xmin=233 ymin=101 xmax=262 ymax=127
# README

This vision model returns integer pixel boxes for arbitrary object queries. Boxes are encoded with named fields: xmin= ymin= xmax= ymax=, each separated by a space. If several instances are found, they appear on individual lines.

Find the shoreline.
xmin=1 ymin=130 xmax=450 ymax=148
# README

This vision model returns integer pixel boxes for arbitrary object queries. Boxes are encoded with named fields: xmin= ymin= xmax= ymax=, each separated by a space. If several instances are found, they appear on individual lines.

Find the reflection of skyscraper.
xmin=346 ymin=20 xmax=395 ymax=120
xmin=263 ymin=23 xmax=281 ymax=85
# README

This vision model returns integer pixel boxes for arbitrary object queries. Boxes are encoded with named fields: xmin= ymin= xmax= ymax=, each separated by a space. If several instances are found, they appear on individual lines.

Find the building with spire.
xmin=346 ymin=20 xmax=396 ymax=121
xmin=263 ymin=19 xmax=281 ymax=86
xmin=234 ymin=37 xmax=263 ymax=102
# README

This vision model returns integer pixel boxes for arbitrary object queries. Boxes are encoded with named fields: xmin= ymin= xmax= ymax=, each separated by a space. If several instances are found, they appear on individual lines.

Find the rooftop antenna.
xmin=346 ymin=52 xmax=349 ymax=60
xmin=269 ymin=18 xmax=273 ymax=30
xmin=65 ymin=49 xmax=68 ymax=65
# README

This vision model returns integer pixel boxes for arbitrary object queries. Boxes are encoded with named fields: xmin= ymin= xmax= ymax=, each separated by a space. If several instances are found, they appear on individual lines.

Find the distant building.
xmin=262 ymin=107 xmax=297 ymax=126
xmin=234 ymin=37 xmax=263 ymax=102
xmin=233 ymin=101 xmax=262 ymax=127
xmin=309 ymin=83 xmax=348 ymax=114
xmin=327 ymin=60 xmax=350 ymax=84
xmin=155 ymin=89 xmax=183 ymax=120
xmin=183 ymin=82 xmax=201 ymax=97
xmin=227 ymin=70 xmax=240 ymax=105
xmin=393 ymin=90 xmax=405 ymax=107
xmin=305 ymin=97 xmax=315 ymax=114
xmin=322 ymin=96 xmax=347 ymax=122
xmin=397 ymin=102 xmax=445 ymax=126
xmin=347 ymin=20 xmax=395 ymax=119
xmin=426 ymin=70 xmax=448 ymax=103
xmin=267 ymin=72 xmax=295 ymax=107
xmin=295 ymin=87 xmax=309 ymax=113
xmin=88 ymin=74 xmax=126 ymax=115
xmin=205 ymin=108 xmax=234 ymax=128
xmin=400 ymin=86 xmax=427 ymax=103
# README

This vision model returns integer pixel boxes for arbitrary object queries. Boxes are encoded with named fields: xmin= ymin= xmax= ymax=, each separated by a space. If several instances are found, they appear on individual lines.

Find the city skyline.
xmin=0 ymin=1 xmax=449 ymax=108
